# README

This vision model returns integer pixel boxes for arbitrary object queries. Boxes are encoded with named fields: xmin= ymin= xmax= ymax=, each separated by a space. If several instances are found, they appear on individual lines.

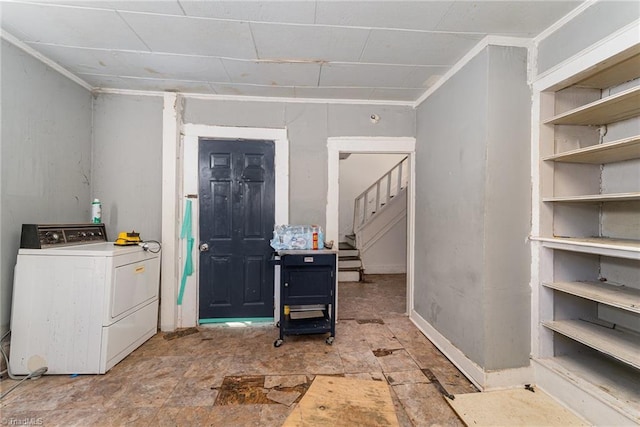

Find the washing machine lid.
xmin=18 ymin=242 xmax=144 ymax=257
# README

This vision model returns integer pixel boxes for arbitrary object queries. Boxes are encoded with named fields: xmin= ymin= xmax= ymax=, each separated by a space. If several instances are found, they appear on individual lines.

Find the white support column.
xmin=160 ymin=93 xmax=182 ymax=332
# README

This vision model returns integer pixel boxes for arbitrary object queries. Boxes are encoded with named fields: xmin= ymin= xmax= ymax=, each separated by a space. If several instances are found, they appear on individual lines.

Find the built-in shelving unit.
xmin=534 ymin=46 xmax=640 ymax=424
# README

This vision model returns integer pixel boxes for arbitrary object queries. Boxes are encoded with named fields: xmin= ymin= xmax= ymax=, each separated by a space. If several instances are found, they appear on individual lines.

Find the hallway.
xmin=1 ymin=274 xmax=477 ymax=426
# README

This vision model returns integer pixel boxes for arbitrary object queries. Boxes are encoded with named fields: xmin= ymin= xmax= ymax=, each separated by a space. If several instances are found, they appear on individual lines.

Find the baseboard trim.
xmin=410 ymin=310 xmax=533 ymax=391
xmin=410 ymin=310 xmax=485 ymax=390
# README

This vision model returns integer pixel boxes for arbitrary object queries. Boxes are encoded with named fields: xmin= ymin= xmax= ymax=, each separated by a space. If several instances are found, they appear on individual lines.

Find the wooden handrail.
xmin=353 ymin=156 xmax=408 ymax=232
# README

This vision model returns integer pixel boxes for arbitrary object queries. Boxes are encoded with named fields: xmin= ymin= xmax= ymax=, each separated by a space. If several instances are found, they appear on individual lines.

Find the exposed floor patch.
xmin=215 ymin=375 xmax=312 ymax=406
xmin=373 ymin=348 xmax=395 ymax=357
xmin=163 ymin=327 xmax=199 ymax=341
xmin=215 ymin=376 xmax=273 ymax=405
xmin=356 ymin=319 xmax=385 ymax=324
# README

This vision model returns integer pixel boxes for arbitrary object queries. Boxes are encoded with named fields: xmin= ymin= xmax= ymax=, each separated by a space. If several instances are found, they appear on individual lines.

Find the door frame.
xmin=162 ymin=109 xmax=289 ymax=329
xmin=326 ymin=137 xmax=416 ymax=316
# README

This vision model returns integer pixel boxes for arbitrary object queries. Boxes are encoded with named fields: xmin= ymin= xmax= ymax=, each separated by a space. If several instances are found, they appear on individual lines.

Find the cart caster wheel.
xmin=326 ymin=336 xmax=334 ymax=345
xmin=274 ymin=339 xmax=283 ymax=347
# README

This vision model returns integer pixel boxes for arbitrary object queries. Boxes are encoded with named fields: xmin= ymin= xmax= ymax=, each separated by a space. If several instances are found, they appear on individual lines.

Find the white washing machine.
xmin=9 ymin=224 xmax=161 ymax=375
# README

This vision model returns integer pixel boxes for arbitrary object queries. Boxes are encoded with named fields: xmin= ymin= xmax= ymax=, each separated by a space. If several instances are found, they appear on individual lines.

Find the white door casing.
xmin=326 ymin=137 xmax=416 ymax=316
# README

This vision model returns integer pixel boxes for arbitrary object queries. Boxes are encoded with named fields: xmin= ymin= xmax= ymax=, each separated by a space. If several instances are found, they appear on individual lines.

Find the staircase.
xmin=338 ymin=241 xmax=362 ymax=282
xmin=338 ymin=156 xmax=408 ymax=282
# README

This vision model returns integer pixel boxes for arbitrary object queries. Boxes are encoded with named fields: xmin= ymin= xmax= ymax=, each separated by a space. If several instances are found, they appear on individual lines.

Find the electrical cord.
xmin=139 ymin=240 xmax=161 ymax=253
xmin=0 ymin=366 xmax=48 ymax=400
xmin=0 ymin=330 xmax=48 ymax=400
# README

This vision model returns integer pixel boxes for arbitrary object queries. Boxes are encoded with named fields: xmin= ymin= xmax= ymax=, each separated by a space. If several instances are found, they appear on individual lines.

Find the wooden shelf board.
xmin=543 ymin=281 xmax=640 ymax=314
xmin=543 ymin=135 xmax=640 ymax=164
xmin=534 ymin=354 xmax=640 ymax=420
xmin=534 ymin=236 xmax=640 ymax=260
xmin=542 ymin=319 xmax=640 ymax=370
xmin=548 ymin=45 xmax=640 ymax=91
xmin=575 ymin=53 xmax=640 ymax=89
xmin=543 ymin=192 xmax=640 ymax=203
xmin=544 ymin=86 xmax=640 ymax=125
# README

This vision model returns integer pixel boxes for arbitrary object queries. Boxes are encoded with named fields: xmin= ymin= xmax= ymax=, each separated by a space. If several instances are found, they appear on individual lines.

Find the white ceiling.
xmin=0 ymin=0 xmax=583 ymax=103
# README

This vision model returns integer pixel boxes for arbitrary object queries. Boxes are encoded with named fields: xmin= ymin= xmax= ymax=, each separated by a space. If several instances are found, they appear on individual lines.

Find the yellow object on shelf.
xmin=114 ymin=231 xmax=141 ymax=246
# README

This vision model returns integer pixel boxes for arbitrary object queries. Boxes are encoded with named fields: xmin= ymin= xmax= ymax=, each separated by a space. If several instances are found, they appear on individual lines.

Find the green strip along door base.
xmin=199 ymin=317 xmax=274 ymax=325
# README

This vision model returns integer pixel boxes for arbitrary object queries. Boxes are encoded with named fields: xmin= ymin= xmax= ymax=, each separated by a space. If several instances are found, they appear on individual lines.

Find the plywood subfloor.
xmin=447 ymin=388 xmax=588 ymax=427
xmin=283 ymin=375 xmax=399 ymax=427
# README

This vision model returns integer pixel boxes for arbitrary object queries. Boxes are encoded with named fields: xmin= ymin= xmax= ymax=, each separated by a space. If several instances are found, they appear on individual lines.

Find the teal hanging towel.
xmin=178 ymin=199 xmax=194 ymax=305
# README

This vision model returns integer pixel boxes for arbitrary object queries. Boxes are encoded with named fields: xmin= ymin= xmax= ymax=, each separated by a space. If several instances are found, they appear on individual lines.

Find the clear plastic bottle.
xmin=91 ymin=199 xmax=102 ymax=224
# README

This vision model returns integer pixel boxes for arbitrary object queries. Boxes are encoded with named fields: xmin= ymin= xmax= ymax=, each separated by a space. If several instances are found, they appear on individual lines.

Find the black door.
xmin=198 ymin=139 xmax=275 ymax=319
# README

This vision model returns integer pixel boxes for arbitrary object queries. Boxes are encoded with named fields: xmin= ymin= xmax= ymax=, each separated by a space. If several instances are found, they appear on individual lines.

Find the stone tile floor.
xmin=0 ymin=274 xmax=477 ymax=426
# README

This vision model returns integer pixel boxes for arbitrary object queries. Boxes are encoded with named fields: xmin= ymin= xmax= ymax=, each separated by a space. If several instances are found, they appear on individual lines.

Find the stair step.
xmin=339 ymin=241 xmax=356 ymax=250
xmin=339 ymin=259 xmax=362 ymax=269
xmin=338 ymin=270 xmax=361 ymax=282
xmin=339 ymin=249 xmax=359 ymax=258
xmin=344 ymin=239 xmax=356 ymax=247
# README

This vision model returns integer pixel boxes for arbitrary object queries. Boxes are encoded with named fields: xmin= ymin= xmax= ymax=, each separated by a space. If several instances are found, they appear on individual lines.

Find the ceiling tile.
xmin=78 ymin=74 xmax=215 ymax=93
xmin=180 ymin=1 xmax=315 ymax=23
xmin=0 ymin=2 xmax=149 ymax=50
xmin=250 ymin=22 xmax=370 ymax=62
xmin=210 ymin=83 xmax=296 ymax=98
xmin=1 ymin=0 xmax=587 ymax=103
xmin=42 ymin=1 xmax=186 ymax=15
xmin=27 ymin=43 xmax=230 ymax=82
xmin=361 ymin=29 xmax=484 ymax=66
xmin=436 ymin=1 xmax=581 ymax=35
xmin=119 ymin=12 xmax=256 ymax=58
xmin=293 ymin=87 xmax=376 ymax=100
xmin=221 ymin=59 xmax=320 ymax=86
xmin=315 ymin=1 xmax=454 ymax=31
xmin=320 ymin=63 xmax=449 ymax=88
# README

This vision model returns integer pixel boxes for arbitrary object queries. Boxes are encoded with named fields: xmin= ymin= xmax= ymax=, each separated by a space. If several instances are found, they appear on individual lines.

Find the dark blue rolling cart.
xmin=273 ymin=250 xmax=337 ymax=347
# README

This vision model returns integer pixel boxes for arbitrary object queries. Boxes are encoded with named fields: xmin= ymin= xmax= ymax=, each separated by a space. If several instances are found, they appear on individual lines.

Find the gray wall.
xmin=415 ymin=49 xmax=489 ymax=366
xmin=184 ymin=100 xmax=415 ymax=227
xmin=415 ymin=45 xmax=531 ymax=371
xmin=0 ymin=40 xmax=92 ymax=331
xmin=483 ymin=46 xmax=531 ymax=370
xmin=92 ymin=94 xmax=163 ymax=241
xmin=537 ymin=0 xmax=640 ymax=75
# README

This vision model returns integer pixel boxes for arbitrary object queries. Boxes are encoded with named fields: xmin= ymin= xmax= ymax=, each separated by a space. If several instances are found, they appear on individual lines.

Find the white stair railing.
xmin=353 ymin=156 xmax=408 ymax=233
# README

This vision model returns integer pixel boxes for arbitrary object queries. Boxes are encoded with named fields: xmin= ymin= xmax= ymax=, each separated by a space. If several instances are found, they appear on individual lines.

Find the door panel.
xmin=208 ymin=255 xmax=232 ymax=307
xmin=199 ymin=139 xmax=275 ymax=319
xmin=212 ymin=181 xmax=232 ymax=238
xmin=244 ymin=256 xmax=264 ymax=303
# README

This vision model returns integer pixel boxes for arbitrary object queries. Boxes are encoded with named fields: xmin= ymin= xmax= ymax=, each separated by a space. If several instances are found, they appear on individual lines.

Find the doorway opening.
xmin=326 ymin=137 xmax=416 ymax=316
xmin=338 ymin=153 xmax=408 ymax=280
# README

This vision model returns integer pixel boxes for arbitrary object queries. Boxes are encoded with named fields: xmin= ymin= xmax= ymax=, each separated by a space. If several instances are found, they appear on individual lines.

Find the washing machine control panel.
xmin=20 ymin=224 xmax=108 ymax=248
